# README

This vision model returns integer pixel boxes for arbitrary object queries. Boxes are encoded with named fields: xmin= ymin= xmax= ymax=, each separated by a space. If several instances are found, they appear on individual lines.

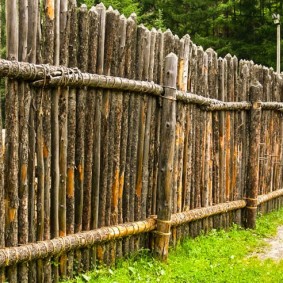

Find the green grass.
xmin=63 ymin=208 xmax=283 ymax=283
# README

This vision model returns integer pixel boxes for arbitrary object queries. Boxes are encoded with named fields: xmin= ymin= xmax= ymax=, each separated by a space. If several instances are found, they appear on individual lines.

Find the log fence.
xmin=1 ymin=2 xmax=283 ymax=282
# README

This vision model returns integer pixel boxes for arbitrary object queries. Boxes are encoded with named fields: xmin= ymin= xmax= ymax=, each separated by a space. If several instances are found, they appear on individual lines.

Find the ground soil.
xmin=255 ymin=226 xmax=283 ymax=261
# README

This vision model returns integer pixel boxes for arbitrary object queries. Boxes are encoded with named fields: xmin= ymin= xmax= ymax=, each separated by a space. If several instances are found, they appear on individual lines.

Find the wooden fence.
xmin=1 ymin=1 xmax=283 ymax=282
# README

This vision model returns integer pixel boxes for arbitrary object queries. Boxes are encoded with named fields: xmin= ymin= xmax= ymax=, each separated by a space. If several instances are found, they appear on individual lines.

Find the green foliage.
xmin=76 ymin=0 xmax=283 ymax=69
xmin=62 ymin=208 xmax=283 ymax=283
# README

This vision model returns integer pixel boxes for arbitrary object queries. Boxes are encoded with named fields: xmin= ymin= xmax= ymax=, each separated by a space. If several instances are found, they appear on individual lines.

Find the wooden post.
xmin=154 ymin=53 xmax=177 ymax=261
xmin=246 ymin=80 xmax=262 ymax=229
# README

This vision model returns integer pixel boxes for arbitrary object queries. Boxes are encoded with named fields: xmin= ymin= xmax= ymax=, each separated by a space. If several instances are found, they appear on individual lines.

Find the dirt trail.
xmin=255 ymin=226 xmax=283 ymax=261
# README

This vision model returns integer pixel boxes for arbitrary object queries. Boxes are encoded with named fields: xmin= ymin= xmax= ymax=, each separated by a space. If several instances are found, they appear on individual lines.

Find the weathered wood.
xmin=5 ymin=1 xmax=19 ymax=281
xmin=0 ymin=218 xmax=157 ymax=267
xmin=245 ymin=81 xmax=262 ymax=229
xmin=113 ymin=13 xmax=127 ymax=259
xmin=122 ymin=13 xmax=137 ymax=256
xmin=74 ymin=4 xmax=88 ymax=271
xmin=92 ymin=3 xmax=106 ymax=265
xmin=66 ymin=4 xmax=77 ymax=278
xmin=171 ymin=200 xmax=247 ymax=227
xmin=0 ymin=89 xmax=4 ymax=282
xmin=58 ymin=0 xmax=69 ymax=277
xmin=154 ymin=53 xmax=177 ymax=261
xmin=105 ymin=8 xmax=120 ymax=264
xmin=133 ymin=24 xmax=147 ymax=251
xmin=18 ymin=1 xmax=29 ymax=281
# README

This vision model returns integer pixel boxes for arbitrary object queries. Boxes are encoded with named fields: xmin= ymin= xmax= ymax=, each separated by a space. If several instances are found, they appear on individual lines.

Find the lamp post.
xmin=272 ymin=13 xmax=281 ymax=73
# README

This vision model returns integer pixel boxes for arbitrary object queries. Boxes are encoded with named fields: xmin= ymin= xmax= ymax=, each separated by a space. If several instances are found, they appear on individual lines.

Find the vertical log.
xmin=122 ymin=13 xmax=137 ymax=256
xmin=151 ymin=30 xmax=164 ymax=218
xmin=146 ymin=28 xmax=157 ymax=219
xmin=154 ymin=53 xmax=177 ymax=261
xmin=190 ymin=44 xmax=199 ymax=237
xmin=246 ymin=81 xmax=262 ymax=229
xmin=42 ymin=1 xmax=55 ymax=282
xmin=113 ymin=13 xmax=127 ymax=259
xmin=18 ymin=1 xmax=29 ymax=282
xmin=0 ymin=3 xmax=4 ymax=280
xmin=0 ymin=86 xmax=4 ymax=282
xmin=106 ymin=9 xmax=120 ymax=264
xmin=91 ymin=3 xmax=105 ymax=267
xmin=5 ymin=1 xmax=19 ymax=282
xmin=58 ymin=0 xmax=69 ymax=278
xmin=66 ymin=3 xmax=77 ymax=278
xmin=50 ymin=0 xmax=60 ymax=280
xmin=134 ymin=24 xmax=148 ymax=250
xmin=74 ymin=4 xmax=88 ymax=271
xmin=27 ymin=0 xmax=39 ymax=280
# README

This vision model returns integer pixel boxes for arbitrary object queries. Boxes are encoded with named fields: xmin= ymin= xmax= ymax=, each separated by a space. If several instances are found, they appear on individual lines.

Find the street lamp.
xmin=272 ymin=13 xmax=280 ymax=73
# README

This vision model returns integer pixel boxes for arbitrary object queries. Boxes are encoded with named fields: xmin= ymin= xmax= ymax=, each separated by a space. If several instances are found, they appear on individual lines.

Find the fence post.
xmin=154 ymin=53 xmax=178 ymax=261
xmin=246 ymin=80 xmax=262 ymax=229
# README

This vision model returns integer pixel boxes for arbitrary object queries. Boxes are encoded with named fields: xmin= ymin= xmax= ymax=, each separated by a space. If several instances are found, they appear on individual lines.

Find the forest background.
xmin=75 ymin=0 xmax=283 ymax=71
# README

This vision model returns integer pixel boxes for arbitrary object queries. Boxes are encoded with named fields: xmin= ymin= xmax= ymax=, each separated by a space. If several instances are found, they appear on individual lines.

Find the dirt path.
xmin=255 ymin=226 xmax=283 ymax=261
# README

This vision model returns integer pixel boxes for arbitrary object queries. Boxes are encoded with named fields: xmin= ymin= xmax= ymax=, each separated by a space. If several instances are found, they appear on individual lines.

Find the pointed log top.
xmin=120 ymin=14 xmax=126 ymax=21
xmin=130 ymin=12 xmax=137 ymax=20
xmin=205 ymin=47 xmax=214 ymax=54
xmin=165 ymin=52 xmax=178 ymax=60
xmin=89 ymin=6 xmax=98 ymax=14
xmin=157 ymin=28 xmax=163 ymax=33
xmin=96 ymin=2 xmax=106 ymax=9
xmin=174 ymin=34 xmax=180 ymax=40
xmin=225 ymin=53 xmax=232 ymax=60
xmin=80 ymin=4 xmax=88 ymax=11
xmin=151 ymin=27 xmax=157 ymax=33
xmin=107 ymin=6 xmax=114 ymax=12
xmin=164 ymin=29 xmax=173 ymax=36
xmin=182 ymin=34 xmax=191 ymax=41
xmin=197 ymin=46 xmax=204 ymax=52
xmin=113 ymin=9 xmax=120 ymax=16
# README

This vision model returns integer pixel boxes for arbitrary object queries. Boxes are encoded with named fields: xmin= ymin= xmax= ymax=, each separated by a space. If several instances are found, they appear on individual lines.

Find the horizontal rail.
xmin=0 ymin=218 xmax=156 ymax=267
xmin=0 ymin=191 xmax=283 ymax=267
xmin=261 ymin=102 xmax=283 ymax=112
xmin=0 ymin=59 xmax=283 ymax=112
xmin=33 ymin=73 xmax=164 ymax=96
xmin=171 ymin=200 xmax=247 ymax=227
xmin=201 ymin=102 xmax=252 ymax=111
xmin=257 ymin=189 xmax=283 ymax=205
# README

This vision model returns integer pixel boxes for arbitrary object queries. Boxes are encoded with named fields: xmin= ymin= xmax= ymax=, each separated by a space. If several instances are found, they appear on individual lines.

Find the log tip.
xmin=130 ymin=12 xmax=137 ymax=20
xmin=107 ymin=5 xmax=114 ymax=11
xmin=113 ymin=9 xmax=120 ymax=16
xmin=80 ymin=4 xmax=88 ymax=11
xmin=165 ymin=52 xmax=178 ymax=60
xmin=120 ymin=14 xmax=127 ymax=21
xmin=96 ymin=2 xmax=106 ymax=9
xmin=225 ymin=53 xmax=232 ymax=60
xmin=151 ymin=27 xmax=157 ymax=33
xmin=89 ymin=6 xmax=98 ymax=14
xmin=164 ymin=28 xmax=173 ymax=35
xmin=182 ymin=34 xmax=191 ymax=41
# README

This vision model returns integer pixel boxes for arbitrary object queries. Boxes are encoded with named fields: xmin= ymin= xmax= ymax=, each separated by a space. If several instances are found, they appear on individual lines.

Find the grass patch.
xmin=63 ymin=208 xmax=283 ymax=283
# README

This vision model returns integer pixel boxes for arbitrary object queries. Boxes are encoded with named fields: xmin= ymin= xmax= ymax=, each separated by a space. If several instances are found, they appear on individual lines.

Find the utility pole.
xmin=272 ymin=14 xmax=281 ymax=73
